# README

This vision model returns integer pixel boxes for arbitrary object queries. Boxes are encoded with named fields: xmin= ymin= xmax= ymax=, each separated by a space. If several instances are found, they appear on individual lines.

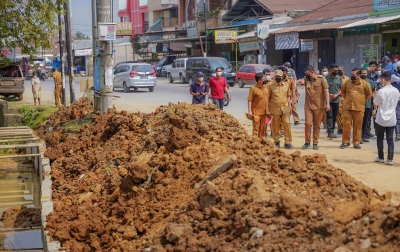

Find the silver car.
xmin=113 ymin=63 xmax=157 ymax=92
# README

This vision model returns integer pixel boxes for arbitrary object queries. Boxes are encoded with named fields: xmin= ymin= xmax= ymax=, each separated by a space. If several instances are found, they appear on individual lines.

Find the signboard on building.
xmin=300 ymin=41 xmax=314 ymax=52
xmin=374 ymin=0 xmax=400 ymax=12
xmin=215 ymin=30 xmax=237 ymax=44
xmin=239 ymin=41 xmax=260 ymax=52
xmin=75 ymin=49 xmax=92 ymax=56
xmin=257 ymin=24 xmax=270 ymax=39
xmin=98 ymin=23 xmax=116 ymax=41
xmin=275 ymin=32 xmax=299 ymax=50
xmin=116 ymin=22 xmax=133 ymax=36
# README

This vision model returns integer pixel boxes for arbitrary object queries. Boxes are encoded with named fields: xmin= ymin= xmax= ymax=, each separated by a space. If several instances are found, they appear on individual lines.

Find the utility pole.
xmin=58 ymin=13 xmax=66 ymax=106
xmin=94 ymin=0 xmax=114 ymax=112
xmin=204 ymin=0 xmax=207 ymax=57
xmin=64 ymin=0 xmax=75 ymax=104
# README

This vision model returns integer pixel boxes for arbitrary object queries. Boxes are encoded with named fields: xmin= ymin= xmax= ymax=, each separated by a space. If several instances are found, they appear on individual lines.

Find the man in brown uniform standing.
xmin=247 ymin=73 xmax=269 ymax=138
xmin=281 ymin=66 xmax=300 ymax=125
xmin=300 ymin=65 xmax=330 ymax=150
xmin=340 ymin=68 xmax=372 ymax=149
xmin=266 ymin=70 xmax=293 ymax=149
xmin=336 ymin=66 xmax=350 ymax=134
xmin=52 ymin=68 xmax=62 ymax=107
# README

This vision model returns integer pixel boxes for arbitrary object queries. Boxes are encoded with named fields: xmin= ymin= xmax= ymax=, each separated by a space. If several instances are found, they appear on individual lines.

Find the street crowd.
xmin=189 ymin=54 xmax=400 ymax=166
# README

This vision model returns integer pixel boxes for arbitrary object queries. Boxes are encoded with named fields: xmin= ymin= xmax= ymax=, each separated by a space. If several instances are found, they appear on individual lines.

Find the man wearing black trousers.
xmin=360 ymin=68 xmax=375 ymax=143
xmin=325 ymin=64 xmax=343 ymax=139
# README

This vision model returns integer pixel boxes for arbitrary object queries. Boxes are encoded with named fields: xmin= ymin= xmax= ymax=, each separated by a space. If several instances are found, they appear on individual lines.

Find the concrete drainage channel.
xmin=0 ymin=126 xmax=61 ymax=251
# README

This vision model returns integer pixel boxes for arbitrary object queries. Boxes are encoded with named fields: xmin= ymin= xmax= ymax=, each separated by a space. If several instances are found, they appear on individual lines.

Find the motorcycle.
xmin=208 ymin=88 xmax=231 ymax=106
xmin=36 ymin=70 xmax=46 ymax=81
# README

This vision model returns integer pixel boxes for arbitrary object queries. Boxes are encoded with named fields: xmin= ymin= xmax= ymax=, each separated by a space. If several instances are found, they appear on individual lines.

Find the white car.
xmin=113 ymin=63 xmax=157 ymax=92
xmin=161 ymin=64 xmax=172 ymax=77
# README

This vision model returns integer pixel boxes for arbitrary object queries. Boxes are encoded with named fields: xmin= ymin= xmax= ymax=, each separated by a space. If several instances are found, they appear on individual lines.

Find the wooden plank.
xmin=0 ymin=153 xmax=41 ymax=159
xmin=0 ymin=143 xmax=40 ymax=149
xmin=0 ymin=138 xmax=39 ymax=143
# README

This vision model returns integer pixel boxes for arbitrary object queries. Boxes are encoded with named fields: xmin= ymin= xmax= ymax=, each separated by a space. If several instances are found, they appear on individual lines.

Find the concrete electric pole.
xmin=64 ymin=0 xmax=75 ymax=104
xmin=58 ymin=13 xmax=66 ymax=106
xmin=93 ymin=0 xmax=114 ymax=112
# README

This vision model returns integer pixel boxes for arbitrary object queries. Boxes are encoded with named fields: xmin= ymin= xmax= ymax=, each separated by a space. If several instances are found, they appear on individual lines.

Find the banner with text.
xmin=215 ymin=30 xmax=237 ymax=44
xmin=116 ymin=22 xmax=133 ymax=36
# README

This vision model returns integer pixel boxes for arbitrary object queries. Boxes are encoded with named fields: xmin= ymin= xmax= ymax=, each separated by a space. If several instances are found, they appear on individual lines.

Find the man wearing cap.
xmin=340 ymin=68 xmax=372 ymax=149
xmin=247 ymin=72 xmax=269 ymax=138
xmin=336 ymin=66 xmax=350 ymax=134
xmin=266 ymin=69 xmax=293 ymax=149
xmin=189 ymin=72 xmax=209 ymax=104
xmin=301 ymin=65 xmax=330 ymax=150
xmin=325 ymin=63 xmax=342 ymax=139
xmin=52 ymin=68 xmax=62 ymax=107
xmin=209 ymin=67 xmax=231 ymax=110
xmin=281 ymin=66 xmax=300 ymax=125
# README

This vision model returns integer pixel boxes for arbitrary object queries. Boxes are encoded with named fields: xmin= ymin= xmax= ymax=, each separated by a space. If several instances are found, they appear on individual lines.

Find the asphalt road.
xmin=25 ymin=76 xmax=307 ymax=122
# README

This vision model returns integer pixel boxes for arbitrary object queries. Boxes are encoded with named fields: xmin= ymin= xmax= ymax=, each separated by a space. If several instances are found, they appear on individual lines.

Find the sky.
xmin=71 ymin=0 xmax=119 ymax=37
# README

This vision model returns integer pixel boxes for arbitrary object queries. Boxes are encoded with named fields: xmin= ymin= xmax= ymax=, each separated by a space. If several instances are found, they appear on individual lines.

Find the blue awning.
xmin=232 ymin=19 xmax=259 ymax=26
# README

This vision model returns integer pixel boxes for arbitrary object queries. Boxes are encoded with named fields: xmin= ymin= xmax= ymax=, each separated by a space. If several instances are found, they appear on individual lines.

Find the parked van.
xmin=168 ymin=58 xmax=189 ymax=83
xmin=155 ymin=56 xmax=177 ymax=76
xmin=185 ymin=57 xmax=236 ymax=87
xmin=0 ymin=61 xmax=25 ymax=101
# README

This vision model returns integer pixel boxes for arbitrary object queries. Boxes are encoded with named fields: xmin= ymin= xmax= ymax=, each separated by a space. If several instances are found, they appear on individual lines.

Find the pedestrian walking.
xmin=209 ymin=67 xmax=231 ymax=110
xmin=373 ymin=71 xmax=400 ymax=165
xmin=266 ymin=70 xmax=293 ymax=149
xmin=336 ymin=66 xmax=350 ymax=134
xmin=325 ymin=64 xmax=342 ymax=139
xmin=281 ymin=66 xmax=300 ymax=125
xmin=301 ymin=65 xmax=330 ymax=150
xmin=52 ymin=68 xmax=62 ymax=107
xmin=262 ymin=68 xmax=272 ymax=86
xmin=340 ymin=68 xmax=372 ymax=149
xmin=31 ymin=72 xmax=41 ymax=106
xmin=189 ymin=72 xmax=209 ymax=104
xmin=247 ymin=72 xmax=269 ymax=138
xmin=360 ymin=68 xmax=375 ymax=143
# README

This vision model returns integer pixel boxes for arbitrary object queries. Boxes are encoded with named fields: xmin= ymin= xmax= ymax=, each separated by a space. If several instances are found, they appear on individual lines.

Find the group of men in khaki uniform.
xmin=247 ymin=63 xmax=373 ymax=150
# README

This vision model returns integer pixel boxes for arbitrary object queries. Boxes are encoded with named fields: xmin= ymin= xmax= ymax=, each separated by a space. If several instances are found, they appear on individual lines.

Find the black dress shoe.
xmin=284 ymin=143 xmax=293 ymax=149
xmin=275 ymin=142 xmax=280 ymax=148
xmin=294 ymin=121 xmax=300 ymax=125
xmin=354 ymin=144 xmax=361 ymax=149
xmin=362 ymin=138 xmax=369 ymax=143
xmin=366 ymin=132 xmax=375 ymax=137
xmin=337 ymin=129 xmax=343 ymax=134
xmin=340 ymin=143 xmax=350 ymax=149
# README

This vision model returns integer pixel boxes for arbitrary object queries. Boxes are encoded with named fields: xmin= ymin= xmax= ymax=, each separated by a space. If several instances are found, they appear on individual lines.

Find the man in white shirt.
xmin=373 ymin=71 xmax=400 ymax=165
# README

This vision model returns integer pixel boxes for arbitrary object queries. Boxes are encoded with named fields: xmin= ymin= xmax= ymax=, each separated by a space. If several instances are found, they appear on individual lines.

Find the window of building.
xmin=187 ymin=0 xmax=194 ymax=21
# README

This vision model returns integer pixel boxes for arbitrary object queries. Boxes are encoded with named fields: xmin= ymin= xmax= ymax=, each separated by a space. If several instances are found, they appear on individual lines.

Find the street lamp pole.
xmin=204 ymin=0 xmax=207 ymax=57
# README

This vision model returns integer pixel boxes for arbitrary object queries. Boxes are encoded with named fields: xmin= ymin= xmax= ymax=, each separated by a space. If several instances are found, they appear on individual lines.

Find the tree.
xmin=75 ymin=31 xmax=87 ymax=40
xmin=131 ymin=34 xmax=149 ymax=61
xmin=0 ymin=0 xmax=63 ymax=64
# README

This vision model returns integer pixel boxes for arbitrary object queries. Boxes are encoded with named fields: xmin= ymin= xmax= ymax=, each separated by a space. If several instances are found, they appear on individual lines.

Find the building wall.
xmin=335 ymin=35 xmax=370 ymax=76
xmin=114 ymin=44 xmax=134 ymax=63
xmin=383 ymin=32 xmax=400 ymax=55
xmin=117 ymin=0 xmax=148 ymax=35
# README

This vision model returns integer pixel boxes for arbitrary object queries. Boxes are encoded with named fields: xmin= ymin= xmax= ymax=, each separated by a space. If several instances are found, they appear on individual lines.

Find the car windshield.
xmin=209 ymin=59 xmax=230 ymax=70
xmin=132 ymin=65 xmax=152 ymax=72
xmin=255 ymin=65 xmax=274 ymax=73
xmin=157 ymin=58 xmax=166 ymax=67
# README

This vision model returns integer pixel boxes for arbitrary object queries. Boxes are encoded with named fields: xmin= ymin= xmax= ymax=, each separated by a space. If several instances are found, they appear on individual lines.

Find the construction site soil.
xmin=31 ymin=98 xmax=400 ymax=251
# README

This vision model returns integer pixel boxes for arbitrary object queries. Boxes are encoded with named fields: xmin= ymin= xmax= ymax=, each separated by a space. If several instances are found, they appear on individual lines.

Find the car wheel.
xmin=148 ymin=87 xmax=154 ymax=92
xmin=188 ymin=77 xmax=193 ymax=86
xmin=238 ymin=78 xmax=244 ymax=88
xmin=229 ymin=82 xmax=235 ymax=87
xmin=18 ymin=93 xmax=23 ymax=101
xmin=123 ymin=82 xmax=129 ymax=93
xmin=133 ymin=87 xmax=138 ymax=91
xmin=169 ymin=73 xmax=173 ymax=83
xmin=179 ymin=74 xmax=184 ymax=84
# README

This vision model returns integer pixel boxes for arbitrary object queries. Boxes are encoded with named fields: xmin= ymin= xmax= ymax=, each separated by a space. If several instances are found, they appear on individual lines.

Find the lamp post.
xmin=204 ymin=0 xmax=207 ymax=57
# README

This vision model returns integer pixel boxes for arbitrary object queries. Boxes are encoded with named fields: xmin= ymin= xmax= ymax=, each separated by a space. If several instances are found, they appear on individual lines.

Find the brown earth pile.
xmin=35 ymin=99 xmax=400 ymax=251
xmin=0 ymin=206 xmax=41 ymax=228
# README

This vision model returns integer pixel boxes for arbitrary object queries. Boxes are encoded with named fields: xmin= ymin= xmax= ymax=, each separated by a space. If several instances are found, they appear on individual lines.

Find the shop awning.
xmin=236 ymin=31 xmax=256 ymax=40
xmin=167 ymin=42 xmax=190 ymax=52
xmin=145 ymin=18 xmax=163 ymax=33
xmin=272 ymin=19 xmax=362 ymax=34
xmin=339 ymin=15 xmax=400 ymax=29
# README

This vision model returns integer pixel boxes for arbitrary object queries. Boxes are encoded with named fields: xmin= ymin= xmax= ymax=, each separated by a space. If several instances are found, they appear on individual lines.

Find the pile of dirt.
xmin=0 ymin=206 xmax=41 ymax=228
xmin=35 ymin=100 xmax=400 ymax=251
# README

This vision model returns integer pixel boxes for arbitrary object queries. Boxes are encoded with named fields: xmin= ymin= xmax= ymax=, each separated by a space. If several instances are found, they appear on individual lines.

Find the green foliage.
xmin=131 ymin=34 xmax=149 ymax=60
xmin=64 ymin=119 xmax=92 ymax=133
xmin=0 ymin=0 xmax=64 ymax=65
xmin=75 ymin=31 xmax=88 ymax=40
xmin=16 ymin=105 xmax=58 ymax=129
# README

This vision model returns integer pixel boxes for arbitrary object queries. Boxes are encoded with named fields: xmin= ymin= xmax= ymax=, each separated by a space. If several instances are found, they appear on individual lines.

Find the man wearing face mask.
xmin=280 ymin=66 xmax=300 ymax=125
xmin=325 ymin=64 xmax=342 ymax=139
xmin=367 ymin=61 xmax=378 ymax=80
xmin=262 ymin=68 xmax=272 ymax=86
xmin=336 ymin=66 xmax=350 ymax=134
xmin=360 ymin=68 xmax=375 ymax=143
xmin=189 ymin=72 xmax=209 ymax=104
xmin=321 ymin=66 xmax=329 ymax=77
xmin=266 ymin=70 xmax=293 ymax=149
xmin=209 ymin=67 xmax=231 ymax=110
xmin=300 ymin=65 xmax=330 ymax=150
xmin=247 ymin=72 xmax=269 ymax=138
xmin=340 ymin=68 xmax=372 ymax=149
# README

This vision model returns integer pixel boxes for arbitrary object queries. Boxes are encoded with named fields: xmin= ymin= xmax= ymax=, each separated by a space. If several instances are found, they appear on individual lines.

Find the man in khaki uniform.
xmin=337 ymin=66 xmax=350 ymax=134
xmin=281 ymin=66 xmax=300 ymax=125
xmin=340 ymin=68 xmax=372 ymax=149
xmin=300 ymin=65 xmax=330 ymax=150
xmin=247 ymin=73 xmax=269 ymax=138
xmin=52 ymin=68 xmax=62 ymax=107
xmin=266 ymin=70 xmax=293 ymax=149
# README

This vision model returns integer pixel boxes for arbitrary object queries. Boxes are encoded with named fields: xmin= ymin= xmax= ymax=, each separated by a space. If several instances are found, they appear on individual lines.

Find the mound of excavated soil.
xmin=36 ymin=100 xmax=400 ymax=251
xmin=0 ymin=206 xmax=41 ymax=228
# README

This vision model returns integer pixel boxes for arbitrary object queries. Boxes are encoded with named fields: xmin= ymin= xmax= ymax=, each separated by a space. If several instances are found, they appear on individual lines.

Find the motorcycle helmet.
xmin=283 ymin=62 xmax=291 ymax=68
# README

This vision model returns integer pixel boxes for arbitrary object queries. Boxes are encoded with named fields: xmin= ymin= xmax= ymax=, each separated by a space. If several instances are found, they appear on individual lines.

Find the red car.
xmin=235 ymin=64 xmax=275 ymax=88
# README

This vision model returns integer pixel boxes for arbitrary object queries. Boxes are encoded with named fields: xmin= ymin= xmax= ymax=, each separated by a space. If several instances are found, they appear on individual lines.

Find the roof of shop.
xmin=257 ymin=0 xmax=335 ymax=14
xmin=290 ymin=0 xmax=373 ymax=23
xmin=340 ymin=14 xmax=400 ymax=28
xmin=272 ymin=19 xmax=361 ymax=34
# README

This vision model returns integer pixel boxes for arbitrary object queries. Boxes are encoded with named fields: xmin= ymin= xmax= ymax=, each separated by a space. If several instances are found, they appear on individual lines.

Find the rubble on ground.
xmin=33 ymin=98 xmax=400 ymax=251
